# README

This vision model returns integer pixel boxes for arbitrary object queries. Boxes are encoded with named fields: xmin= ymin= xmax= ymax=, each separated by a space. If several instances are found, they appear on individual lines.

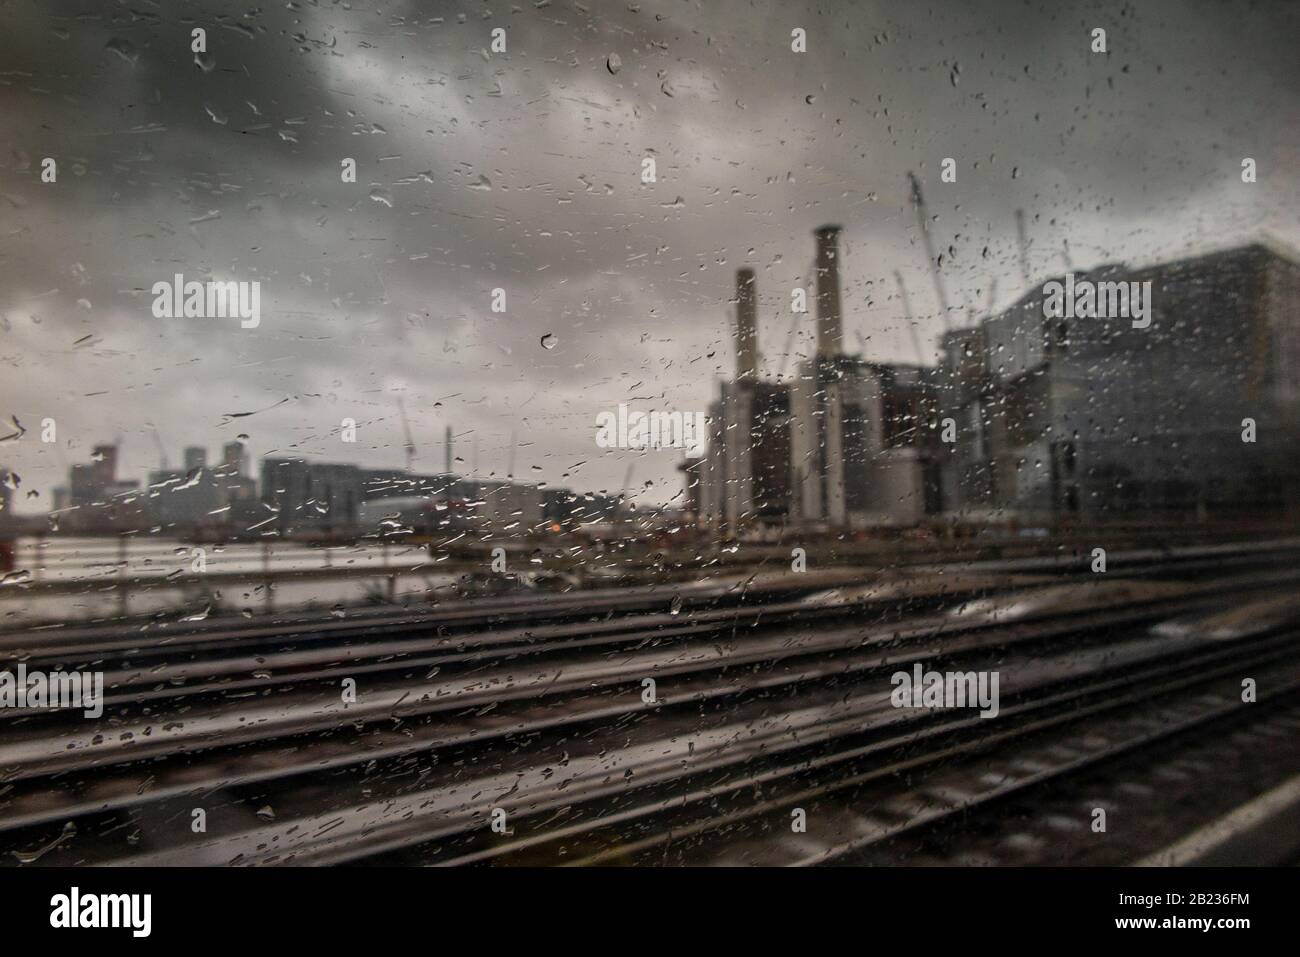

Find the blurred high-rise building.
xmin=938 ymin=241 xmax=1300 ymax=519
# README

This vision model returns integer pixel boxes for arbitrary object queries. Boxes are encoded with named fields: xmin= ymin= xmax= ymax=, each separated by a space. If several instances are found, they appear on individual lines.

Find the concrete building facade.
xmin=939 ymin=242 xmax=1300 ymax=519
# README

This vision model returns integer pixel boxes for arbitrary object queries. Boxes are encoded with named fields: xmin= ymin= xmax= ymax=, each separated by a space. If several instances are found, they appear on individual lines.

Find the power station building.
xmin=698 ymin=227 xmax=942 ymax=531
xmin=693 ymin=231 xmax=1298 ymax=531
xmin=787 ymin=228 xmax=944 ymax=526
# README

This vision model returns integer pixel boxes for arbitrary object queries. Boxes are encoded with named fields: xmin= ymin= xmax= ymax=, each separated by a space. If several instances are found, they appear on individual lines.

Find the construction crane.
xmin=1014 ymin=209 xmax=1032 ymax=288
xmin=893 ymin=270 xmax=928 ymax=365
xmin=985 ymin=276 xmax=999 ymax=317
xmin=908 ymin=171 xmax=952 ymax=332
xmin=397 ymin=398 xmax=416 ymax=472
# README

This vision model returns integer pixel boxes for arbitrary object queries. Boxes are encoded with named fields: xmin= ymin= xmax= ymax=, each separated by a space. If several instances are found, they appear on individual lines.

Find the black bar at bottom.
xmin=0 ymin=867 xmax=1282 ymax=944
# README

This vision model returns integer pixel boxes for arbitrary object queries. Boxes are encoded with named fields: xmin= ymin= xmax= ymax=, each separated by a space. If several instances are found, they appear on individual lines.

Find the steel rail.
xmin=4 ymin=569 xmax=1293 ymax=783
xmin=8 ymin=562 xmax=1299 ymax=720
xmin=516 ymin=654 xmax=1300 ymax=867
xmin=39 ymin=623 xmax=1299 ymax=867
xmin=6 ymin=537 xmax=1297 ymax=662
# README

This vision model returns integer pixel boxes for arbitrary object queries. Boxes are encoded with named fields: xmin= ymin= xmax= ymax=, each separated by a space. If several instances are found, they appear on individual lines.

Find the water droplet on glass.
xmin=180 ymin=605 xmax=211 ymax=622
xmin=105 ymin=37 xmax=137 ymax=64
xmin=10 ymin=821 xmax=76 ymax=863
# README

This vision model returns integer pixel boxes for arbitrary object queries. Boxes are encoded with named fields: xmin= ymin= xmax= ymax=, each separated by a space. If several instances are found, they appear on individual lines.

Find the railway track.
xmin=2 ymin=565 xmax=1296 ymax=785
xmin=6 ymin=537 xmax=1296 ymax=656
xmin=5 ymin=539 xmax=1298 ymax=708
xmin=383 ymin=620 xmax=1300 ymax=867
xmin=666 ymin=660 xmax=1300 ymax=867
xmin=1 ymin=539 xmax=1298 ymax=866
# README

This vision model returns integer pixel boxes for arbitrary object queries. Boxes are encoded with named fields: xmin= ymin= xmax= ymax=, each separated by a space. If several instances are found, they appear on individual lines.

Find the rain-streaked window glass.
xmin=0 ymin=0 xmax=1297 ymax=881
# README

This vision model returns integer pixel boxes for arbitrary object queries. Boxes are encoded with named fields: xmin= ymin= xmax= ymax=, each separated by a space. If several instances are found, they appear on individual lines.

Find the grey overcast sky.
xmin=2 ymin=0 xmax=1297 ymax=514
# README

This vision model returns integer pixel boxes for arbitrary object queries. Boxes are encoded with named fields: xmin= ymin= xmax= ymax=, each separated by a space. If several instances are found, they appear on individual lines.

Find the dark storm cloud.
xmin=2 ymin=0 xmax=1297 ymax=511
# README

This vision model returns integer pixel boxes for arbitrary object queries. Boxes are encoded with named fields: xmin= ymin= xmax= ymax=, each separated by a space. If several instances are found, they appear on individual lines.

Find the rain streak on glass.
xmin=0 ymin=0 xmax=1296 ymax=875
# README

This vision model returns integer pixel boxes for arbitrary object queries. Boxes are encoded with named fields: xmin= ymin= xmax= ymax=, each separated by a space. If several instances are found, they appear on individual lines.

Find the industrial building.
xmin=692 ymin=227 xmax=1300 ymax=531
xmin=697 ymin=268 xmax=794 ymax=529
xmin=938 ymin=241 xmax=1300 ymax=520
xmin=40 ymin=444 xmax=146 ymax=532
xmin=135 ymin=440 xmax=260 ymax=533
xmin=787 ymin=227 xmax=942 ymax=527
xmin=260 ymin=459 xmax=365 ymax=536
xmin=260 ymin=456 xmax=554 ymax=539
xmin=36 ymin=438 xmax=576 ymax=540
xmin=67 ymin=444 xmax=139 ymax=510
xmin=698 ymin=227 xmax=942 ymax=532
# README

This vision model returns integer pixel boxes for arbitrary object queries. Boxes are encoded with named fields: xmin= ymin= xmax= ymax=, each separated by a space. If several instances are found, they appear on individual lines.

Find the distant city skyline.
xmin=28 ymin=430 xmax=630 ymax=540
